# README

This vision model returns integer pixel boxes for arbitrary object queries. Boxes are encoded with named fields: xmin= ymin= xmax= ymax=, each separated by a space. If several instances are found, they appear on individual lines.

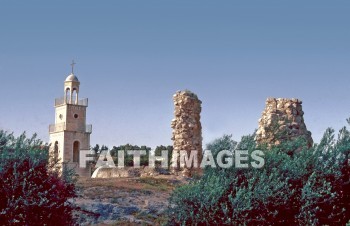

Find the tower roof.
xmin=65 ymin=73 xmax=79 ymax=82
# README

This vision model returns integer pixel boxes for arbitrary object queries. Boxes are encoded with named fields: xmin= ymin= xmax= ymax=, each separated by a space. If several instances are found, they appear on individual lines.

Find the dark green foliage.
xmin=155 ymin=145 xmax=173 ymax=167
xmin=0 ymin=131 xmax=77 ymax=225
xmin=206 ymin=134 xmax=237 ymax=156
xmin=110 ymin=144 xmax=152 ymax=166
xmin=91 ymin=144 xmax=108 ymax=155
xmin=98 ymin=143 xmax=173 ymax=167
xmin=92 ymin=144 xmax=100 ymax=155
xmin=168 ymin=121 xmax=350 ymax=225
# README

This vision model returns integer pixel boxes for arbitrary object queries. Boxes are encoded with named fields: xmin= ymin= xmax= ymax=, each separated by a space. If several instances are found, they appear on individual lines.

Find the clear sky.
xmin=0 ymin=0 xmax=349 ymax=149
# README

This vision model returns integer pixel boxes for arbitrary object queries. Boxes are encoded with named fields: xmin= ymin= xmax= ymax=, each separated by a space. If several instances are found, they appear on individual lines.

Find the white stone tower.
xmin=49 ymin=63 xmax=92 ymax=177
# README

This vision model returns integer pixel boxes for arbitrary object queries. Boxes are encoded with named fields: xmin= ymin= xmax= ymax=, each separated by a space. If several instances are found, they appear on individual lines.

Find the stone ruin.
xmin=171 ymin=90 xmax=203 ymax=176
xmin=91 ymin=95 xmax=314 ymax=179
xmin=256 ymin=98 xmax=313 ymax=148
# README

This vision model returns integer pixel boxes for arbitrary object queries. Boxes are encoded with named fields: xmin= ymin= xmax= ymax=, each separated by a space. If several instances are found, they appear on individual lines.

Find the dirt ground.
xmin=74 ymin=176 xmax=188 ymax=225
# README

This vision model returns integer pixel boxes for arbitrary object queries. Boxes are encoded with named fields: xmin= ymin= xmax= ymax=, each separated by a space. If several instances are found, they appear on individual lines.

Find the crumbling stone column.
xmin=171 ymin=90 xmax=203 ymax=176
xmin=256 ymin=98 xmax=313 ymax=149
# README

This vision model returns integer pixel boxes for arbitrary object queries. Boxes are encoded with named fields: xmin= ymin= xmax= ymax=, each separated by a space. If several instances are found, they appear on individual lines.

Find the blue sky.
xmin=0 ymin=1 xmax=349 ymax=148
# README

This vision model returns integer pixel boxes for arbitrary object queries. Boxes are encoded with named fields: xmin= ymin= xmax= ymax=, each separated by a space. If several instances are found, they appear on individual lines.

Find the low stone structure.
xmin=256 ymin=98 xmax=313 ymax=148
xmin=171 ymin=90 xmax=203 ymax=176
xmin=91 ymin=166 xmax=140 ymax=178
xmin=91 ymin=166 xmax=170 ymax=178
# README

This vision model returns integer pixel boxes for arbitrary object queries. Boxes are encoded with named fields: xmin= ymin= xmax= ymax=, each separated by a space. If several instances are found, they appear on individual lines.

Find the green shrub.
xmin=168 ymin=121 xmax=350 ymax=225
xmin=110 ymin=144 xmax=152 ymax=166
xmin=0 ymin=131 xmax=77 ymax=225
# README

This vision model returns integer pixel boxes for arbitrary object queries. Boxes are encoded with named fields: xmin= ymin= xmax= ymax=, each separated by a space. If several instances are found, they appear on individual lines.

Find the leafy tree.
xmin=168 ymin=119 xmax=350 ymax=225
xmin=100 ymin=145 xmax=108 ymax=151
xmin=110 ymin=144 xmax=151 ymax=166
xmin=0 ymin=131 xmax=77 ymax=225
xmin=155 ymin=145 xmax=173 ymax=167
xmin=92 ymin=144 xmax=100 ymax=155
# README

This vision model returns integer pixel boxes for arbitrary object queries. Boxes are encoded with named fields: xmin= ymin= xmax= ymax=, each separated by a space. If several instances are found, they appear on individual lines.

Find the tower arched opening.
xmin=73 ymin=141 xmax=80 ymax=163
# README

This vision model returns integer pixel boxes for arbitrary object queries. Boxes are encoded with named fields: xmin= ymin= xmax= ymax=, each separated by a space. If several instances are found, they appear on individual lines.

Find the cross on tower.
xmin=70 ymin=60 xmax=76 ymax=74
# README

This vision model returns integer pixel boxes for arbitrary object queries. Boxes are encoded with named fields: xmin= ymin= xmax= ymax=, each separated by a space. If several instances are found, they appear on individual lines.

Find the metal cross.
xmin=70 ymin=60 xmax=76 ymax=74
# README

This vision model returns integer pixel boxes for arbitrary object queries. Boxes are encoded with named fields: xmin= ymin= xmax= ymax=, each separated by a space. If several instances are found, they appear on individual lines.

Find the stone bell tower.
xmin=49 ymin=62 xmax=92 ymax=177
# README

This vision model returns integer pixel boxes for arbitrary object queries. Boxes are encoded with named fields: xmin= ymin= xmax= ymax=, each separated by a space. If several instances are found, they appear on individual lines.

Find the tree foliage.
xmin=0 ymin=131 xmax=77 ymax=225
xmin=168 ymin=121 xmax=350 ymax=225
xmin=155 ymin=145 xmax=173 ymax=167
xmin=109 ymin=144 xmax=152 ymax=166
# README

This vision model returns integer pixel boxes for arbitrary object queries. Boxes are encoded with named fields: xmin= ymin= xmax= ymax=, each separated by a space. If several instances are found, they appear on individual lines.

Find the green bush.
xmin=0 ymin=131 xmax=77 ymax=225
xmin=168 ymin=122 xmax=350 ymax=225
xmin=155 ymin=145 xmax=173 ymax=168
xmin=110 ymin=144 xmax=151 ymax=166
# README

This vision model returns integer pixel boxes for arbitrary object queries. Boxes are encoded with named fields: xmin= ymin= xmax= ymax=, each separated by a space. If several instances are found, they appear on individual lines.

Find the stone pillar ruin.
xmin=256 ymin=98 xmax=313 ymax=149
xmin=171 ymin=90 xmax=203 ymax=177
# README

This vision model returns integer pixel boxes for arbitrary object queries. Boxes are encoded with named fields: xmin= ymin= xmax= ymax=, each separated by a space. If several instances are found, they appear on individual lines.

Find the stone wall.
xmin=91 ymin=167 xmax=139 ymax=178
xmin=171 ymin=90 xmax=203 ymax=176
xmin=91 ymin=166 xmax=169 ymax=178
xmin=256 ymin=98 xmax=313 ymax=148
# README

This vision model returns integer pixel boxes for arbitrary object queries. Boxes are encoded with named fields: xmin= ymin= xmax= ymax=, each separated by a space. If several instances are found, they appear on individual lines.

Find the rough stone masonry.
xmin=256 ymin=98 xmax=313 ymax=149
xmin=171 ymin=90 xmax=203 ymax=176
